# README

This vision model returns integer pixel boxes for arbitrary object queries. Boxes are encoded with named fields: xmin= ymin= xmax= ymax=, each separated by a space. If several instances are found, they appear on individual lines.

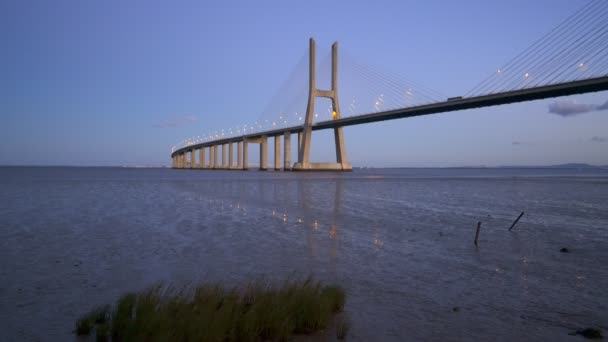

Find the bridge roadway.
xmin=171 ymin=76 xmax=608 ymax=168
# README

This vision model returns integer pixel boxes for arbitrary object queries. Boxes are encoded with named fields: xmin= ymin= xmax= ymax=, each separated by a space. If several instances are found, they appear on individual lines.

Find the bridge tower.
xmin=293 ymin=38 xmax=352 ymax=171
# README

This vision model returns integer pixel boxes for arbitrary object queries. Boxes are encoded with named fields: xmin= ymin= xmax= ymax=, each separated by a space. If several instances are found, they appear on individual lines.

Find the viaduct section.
xmin=171 ymin=38 xmax=608 ymax=171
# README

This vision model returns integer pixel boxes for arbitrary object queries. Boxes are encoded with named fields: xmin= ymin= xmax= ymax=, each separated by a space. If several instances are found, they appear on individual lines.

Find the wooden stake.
xmin=474 ymin=221 xmax=481 ymax=246
xmin=509 ymin=211 xmax=525 ymax=231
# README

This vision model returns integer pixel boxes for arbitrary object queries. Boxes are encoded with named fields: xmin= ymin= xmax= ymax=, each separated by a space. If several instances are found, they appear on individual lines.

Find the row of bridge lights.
xmin=173 ymin=88 xmax=426 ymax=151
xmin=495 ymin=61 xmax=588 ymax=78
xmin=173 ymin=61 xmax=596 ymax=151
xmin=173 ymin=105 xmax=341 ymax=151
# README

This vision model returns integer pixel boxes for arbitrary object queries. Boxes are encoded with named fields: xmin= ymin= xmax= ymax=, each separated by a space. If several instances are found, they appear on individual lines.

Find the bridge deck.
xmin=172 ymin=76 xmax=608 ymax=157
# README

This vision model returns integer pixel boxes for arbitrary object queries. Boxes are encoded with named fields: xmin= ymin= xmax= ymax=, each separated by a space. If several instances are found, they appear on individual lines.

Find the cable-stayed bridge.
xmin=171 ymin=0 xmax=608 ymax=171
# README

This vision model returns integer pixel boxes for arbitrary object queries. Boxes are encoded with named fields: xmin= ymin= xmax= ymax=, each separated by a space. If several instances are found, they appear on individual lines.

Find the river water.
xmin=0 ymin=166 xmax=607 ymax=341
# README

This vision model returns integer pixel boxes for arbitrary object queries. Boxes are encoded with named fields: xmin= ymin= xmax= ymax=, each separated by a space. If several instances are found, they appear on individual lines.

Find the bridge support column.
xmin=260 ymin=136 xmax=268 ymax=171
xmin=293 ymin=38 xmax=351 ymax=171
xmin=190 ymin=149 xmax=196 ymax=169
xmin=229 ymin=143 xmax=234 ymax=169
xmin=222 ymin=144 xmax=228 ymax=169
xmin=298 ymin=132 xmax=302 ymax=157
xmin=199 ymin=148 xmax=206 ymax=168
xmin=242 ymin=140 xmax=248 ymax=170
xmin=274 ymin=136 xmax=281 ymax=171
xmin=213 ymin=145 xmax=219 ymax=169
xmin=237 ymin=141 xmax=243 ymax=169
xmin=208 ymin=146 xmax=214 ymax=169
xmin=284 ymin=132 xmax=291 ymax=170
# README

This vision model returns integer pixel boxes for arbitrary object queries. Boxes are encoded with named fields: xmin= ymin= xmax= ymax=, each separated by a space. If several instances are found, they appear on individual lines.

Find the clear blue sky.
xmin=1 ymin=0 xmax=606 ymax=167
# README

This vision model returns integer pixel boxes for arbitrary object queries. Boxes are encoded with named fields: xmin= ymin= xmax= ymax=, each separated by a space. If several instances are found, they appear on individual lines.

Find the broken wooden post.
xmin=474 ymin=221 xmax=481 ymax=246
xmin=509 ymin=211 xmax=525 ymax=231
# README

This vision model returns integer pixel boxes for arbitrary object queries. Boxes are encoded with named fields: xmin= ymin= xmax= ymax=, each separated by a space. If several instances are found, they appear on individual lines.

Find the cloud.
xmin=512 ymin=141 xmax=534 ymax=146
xmin=548 ymin=99 xmax=608 ymax=117
xmin=591 ymin=136 xmax=608 ymax=143
xmin=154 ymin=115 xmax=198 ymax=128
xmin=597 ymin=100 xmax=608 ymax=110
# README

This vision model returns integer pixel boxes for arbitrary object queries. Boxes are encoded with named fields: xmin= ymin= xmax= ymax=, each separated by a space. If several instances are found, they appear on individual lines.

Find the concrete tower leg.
xmin=213 ymin=145 xmax=219 ymax=169
xmin=284 ymin=132 xmax=291 ymax=170
xmin=190 ymin=149 xmax=196 ymax=168
xmin=293 ymin=38 xmax=351 ymax=171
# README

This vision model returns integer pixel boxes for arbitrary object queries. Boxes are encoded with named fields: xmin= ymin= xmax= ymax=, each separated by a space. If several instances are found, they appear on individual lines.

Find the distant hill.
xmin=356 ymin=164 xmax=607 ymax=169
xmin=496 ymin=163 xmax=605 ymax=169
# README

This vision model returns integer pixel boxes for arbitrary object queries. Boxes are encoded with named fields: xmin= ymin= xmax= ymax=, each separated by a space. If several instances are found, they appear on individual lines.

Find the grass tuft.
xmin=96 ymin=323 xmax=109 ymax=342
xmin=75 ymin=304 xmax=111 ymax=336
xmin=75 ymin=317 xmax=92 ymax=336
xmin=336 ymin=316 xmax=350 ymax=340
xmin=74 ymin=277 xmax=346 ymax=341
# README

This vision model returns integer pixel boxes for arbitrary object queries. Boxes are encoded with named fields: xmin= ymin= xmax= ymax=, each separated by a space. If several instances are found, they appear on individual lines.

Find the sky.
xmin=1 ymin=0 xmax=606 ymax=167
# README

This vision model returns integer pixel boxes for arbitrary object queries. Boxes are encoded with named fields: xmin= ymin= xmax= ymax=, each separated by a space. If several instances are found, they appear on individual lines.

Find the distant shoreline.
xmin=1 ymin=164 xmax=607 ymax=170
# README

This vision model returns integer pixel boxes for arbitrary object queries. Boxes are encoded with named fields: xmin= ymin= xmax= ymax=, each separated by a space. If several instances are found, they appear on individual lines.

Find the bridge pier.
xmin=242 ymin=140 xmax=249 ymax=170
xmin=222 ymin=144 xmax=228 ymax=169
xmin=190 ymin=149 xmax=196 ymax=169
xmin=199 ymin=147 xmax=206 ymax=168
xmin=274 ymin=136 xmax=280 ymax=171
xmin=228 ymin=143 xmax=234 ymax=169
xmin=208 ymin=146 xmax=214 ymax=169
xmin=237 ymin=141 xmax=243 ymax=169
xmin=213 ymin=145 xmax=219 ymax=169
xmin=297 ymin=132 xmax=302 ymax=156
xmin=260 ymin=136 xmax=268 ymax=171
xmin=284 ymin=132 xmax=291 ymax=170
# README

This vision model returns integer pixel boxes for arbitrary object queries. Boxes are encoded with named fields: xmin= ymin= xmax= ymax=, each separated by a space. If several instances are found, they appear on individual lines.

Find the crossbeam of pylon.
xmin=293 ymin=38 xmax=352 ymax=171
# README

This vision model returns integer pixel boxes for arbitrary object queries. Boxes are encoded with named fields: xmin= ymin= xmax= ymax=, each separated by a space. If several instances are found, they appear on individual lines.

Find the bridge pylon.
xmin=293 ymin=38 xmax=352 ymax=171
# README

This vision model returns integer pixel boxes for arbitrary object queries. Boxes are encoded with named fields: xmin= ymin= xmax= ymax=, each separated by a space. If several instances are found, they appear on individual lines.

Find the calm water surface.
xmin=0 ymin=167 xmax=607 ymax=341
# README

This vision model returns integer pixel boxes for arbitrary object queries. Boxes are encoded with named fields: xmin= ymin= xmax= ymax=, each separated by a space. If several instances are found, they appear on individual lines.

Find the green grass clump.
xmin=96 ymin=323 xmax=109 ymax=342
xmin=75 ymin=316 xmax=92 ymax=335
xmin=336 ymin=316 xmax=350 ymax=340
xmin=74 ymin=277 xmax=346 ymax=341
xmin=75 ymin=305 xmax=110 ymax=336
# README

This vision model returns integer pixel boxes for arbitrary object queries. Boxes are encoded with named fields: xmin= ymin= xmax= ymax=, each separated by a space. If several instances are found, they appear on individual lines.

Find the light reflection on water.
xmin=0 ymin=167 xmax=607 ymax=341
